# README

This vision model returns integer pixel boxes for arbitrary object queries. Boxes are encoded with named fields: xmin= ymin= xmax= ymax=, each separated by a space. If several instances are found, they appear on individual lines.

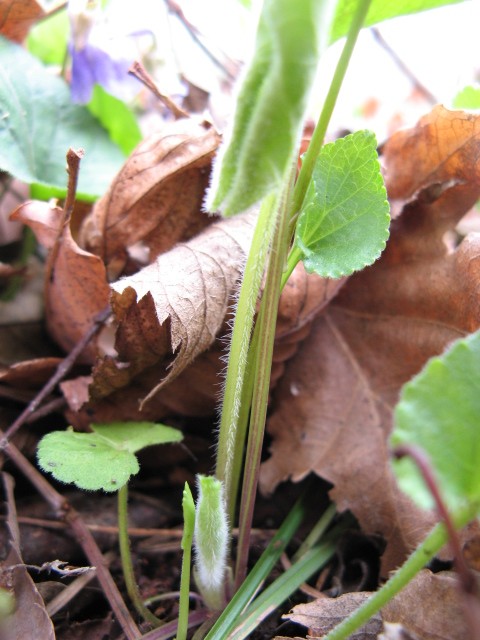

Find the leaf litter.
xmin=3 ymin=87 xmax=480 ymax=639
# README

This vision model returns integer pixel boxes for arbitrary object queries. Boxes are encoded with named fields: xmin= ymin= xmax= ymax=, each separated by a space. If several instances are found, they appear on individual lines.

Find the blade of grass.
xmin=231 ymin=520 xmax=350 ymax=640
xmin=204 ymin=491 xmax=307 ymax=640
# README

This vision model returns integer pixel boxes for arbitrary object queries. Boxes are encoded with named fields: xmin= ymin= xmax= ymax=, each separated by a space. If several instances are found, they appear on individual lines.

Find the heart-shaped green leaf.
xmin=293 ymin=130 xmax=390 ymax=278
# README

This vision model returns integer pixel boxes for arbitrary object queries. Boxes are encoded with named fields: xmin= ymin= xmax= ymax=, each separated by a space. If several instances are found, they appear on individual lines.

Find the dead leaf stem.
xmin=371 ymin=28 xmax=437 ymax=104
xmin=2 ymin=305 xmax=111 ymax=444
xmin=129 ymin=61 xmax=189 ymax=120
xmin=46 ymin=147 xmax=84 ymax=284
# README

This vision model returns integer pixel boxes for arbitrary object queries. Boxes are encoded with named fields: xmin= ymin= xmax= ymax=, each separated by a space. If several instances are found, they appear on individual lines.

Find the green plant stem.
xmin=324 ymin=506 xmax=477 ymax=640
xmin=118 ymin=484 xmax=163 ymax=628
xmin=215 ymin=193 xmax=279 ymax=520
xmin=292 ymin=0 xmax=373 ymax=216
xmin=176 ymin=484 xmax=195 ymax=640
xmin=284 ymin=0 xmax=374 ymax=285
xmin=292 ymin=503 xmax=337 ymax=562
xmin=204 ymin=492 xmax=307 ymax=640
xmin=228 ymin=335 xmax=258 ymax=520
xmin=234 ymin=168 xmax=295 ymax=589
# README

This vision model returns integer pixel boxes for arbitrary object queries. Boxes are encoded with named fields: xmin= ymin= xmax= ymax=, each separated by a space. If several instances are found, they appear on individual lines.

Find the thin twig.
xmin=3 ymin=514 xmax=276 ymax=541
xmin=162 ymin=0 xmax=239 ymax=81
xmin=370 ymin=28 xmax=438 ymax=105
xmin=129 ymin=61 xmax=190 ymax=119
xmin=1 ymin=305 xmax=110 ymax=444
xmin=47 ymin=148 xmax=84 ymax=283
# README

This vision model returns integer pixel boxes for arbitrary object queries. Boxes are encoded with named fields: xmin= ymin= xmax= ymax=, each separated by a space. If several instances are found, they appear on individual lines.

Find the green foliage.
xmin=391 ymin=330 xmax=480 ymax=513
xmin=88 ymin=85 xmax=142 ymax=155
xmin=293 ymin=131 xmax=390 ymax=278
xmin=0 ymin=588 xmax=15 ymax=620
xmin=0 ymin=36 xmax=125 ymax=200
xmin=37 ymin=422 xmax=183 ymax=492
xmin=27 ymin=8 xmax=69 ymax=66
xmin=453 ymin=85 xmax=480 ymax=109
xmin=206 ymin=0 xmax=336 ymax=216
xmin=330 ymin=0 xmax=467 ymax=43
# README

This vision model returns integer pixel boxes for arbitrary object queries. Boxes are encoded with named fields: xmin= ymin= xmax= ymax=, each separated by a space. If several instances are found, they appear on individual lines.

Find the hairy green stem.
xmin=228 ymin=338 xmax=257 ymax=519
xmin=234 ymin=168 xmax=296 ymax=589
xmin=324 ymin=506 xmax=476 ymax=640
xmin=118 ymin=484 xmax=162 ymax=627
xmin=216 ymin=193 xmax=278 ymax=519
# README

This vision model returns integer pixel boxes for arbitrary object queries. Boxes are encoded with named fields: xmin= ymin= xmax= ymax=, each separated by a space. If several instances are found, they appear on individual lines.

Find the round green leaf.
xmin=391 ymin=330 xmax=480 ymax=513
xmin=0 ymin=36 xmax=125 ymax=199
xmin=37 ymin=430 xmax=139 ymax=492
xmin=91 ymin=421 xmax=183 ymax=454
xmin=294 ymin=130 xmax=390 ymax=278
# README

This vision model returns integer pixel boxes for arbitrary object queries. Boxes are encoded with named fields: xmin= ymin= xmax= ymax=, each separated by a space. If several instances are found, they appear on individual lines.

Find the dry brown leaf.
xmin=261 ymin=107 xmax=480 ymax=572
xmin=0 ymin=474 xmax=55 ymax=640
xmin=284 ymin=570 xmax=468 ymax=640
xmin=79 ymin=118 xmax=220 ymax=279
xmin=383 ymin=105 xmax=480 ymax=201
xmin=285 ymin=592 xmax=382 ymax=639
xmin=0 ymin=0 xmax=44 ymax=43
xmin=11 ymin=201 xmax=110 ymax=363
xmin=382 ymin=570 xmax=469 ymax=640
xmin=89 ymin=211 xmax=257 ymax=406
xmin=62 ymin=347 xmax=223 ymax=428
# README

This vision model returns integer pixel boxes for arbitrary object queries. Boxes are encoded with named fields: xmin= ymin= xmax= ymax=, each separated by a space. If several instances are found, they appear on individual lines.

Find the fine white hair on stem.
xmin=193 ymin=475 xmax=229 ymax=608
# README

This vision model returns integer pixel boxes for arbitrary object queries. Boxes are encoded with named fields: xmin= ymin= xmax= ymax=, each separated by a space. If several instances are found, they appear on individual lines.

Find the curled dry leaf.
xmin=89 ymin=211 xmax=257 ymax=407
xmin=79 ymin=118 xmax=220 ymax=279
xmin=261 ymin=106 xmax=480 ymax=573
xmin=62 ymin=252 xmax=344 ymax=426
xmin=285 ymin=592 xmax=381 ymax=639
xmin=11 ymin=201 xmax=110 ymax=363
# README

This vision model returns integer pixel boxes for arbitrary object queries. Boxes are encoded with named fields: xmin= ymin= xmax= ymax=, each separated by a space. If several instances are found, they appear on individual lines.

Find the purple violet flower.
xmin=68 ymin=0 xmax=140 ymax=104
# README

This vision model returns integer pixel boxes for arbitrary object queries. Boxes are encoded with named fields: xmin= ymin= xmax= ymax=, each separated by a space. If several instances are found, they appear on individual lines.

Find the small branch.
xmin=161 ymin=0 xmax=238 ymax=81
xmin=47 ymin=148 xmax=84 ymax=283
xmin=370 ymin=28 xmax=438 ymax=105
xmin=129 ymin=61 xmax=190 ymax=120
xmin=1 ymin=305 xmax=111 ymax=444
